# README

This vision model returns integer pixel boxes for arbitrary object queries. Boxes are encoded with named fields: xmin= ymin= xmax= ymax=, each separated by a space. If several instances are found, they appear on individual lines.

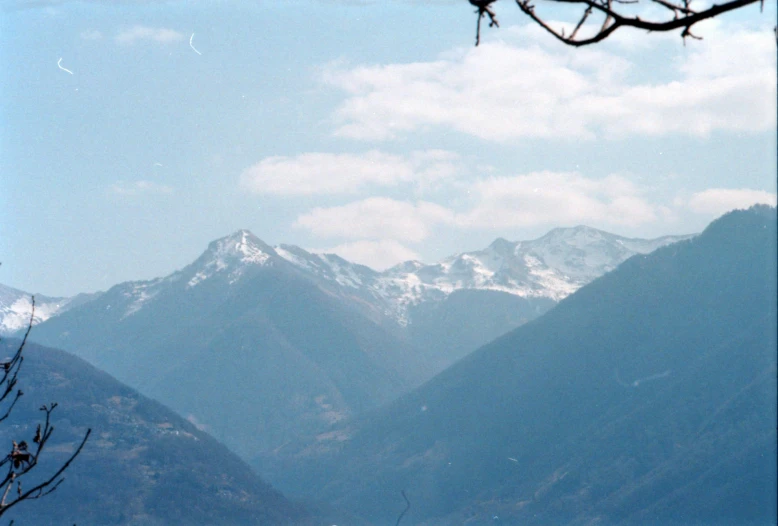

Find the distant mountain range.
xmin=0 ymin=284 xmax=100 ymax=334
xmin=107 ymin=226 xmax=693 ymax=327
xmin=3 ymin=211 xmax=770 ymax=525
xmin=258 ymin=206 xmax=777 ymax=525
xmin=23 ymin=241 xmax=425 ymax=460
xmin=4 ymin=227 xmax=693 ymax=370
xmin=0 ymin=339 xmax=313 ymax=526
xmin=10 ymin=225 xmax=692 ymax=461
xmin=2 ymin=226 xmax=692 ymax=333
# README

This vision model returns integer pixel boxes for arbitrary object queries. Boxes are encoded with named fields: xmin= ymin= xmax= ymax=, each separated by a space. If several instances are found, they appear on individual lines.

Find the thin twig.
xmin=470 ymin=0 xmax=500 ymax=45
xmin=0 ymin=430 xmax=91 ymax=515
xmin=395 ymin=490 xmax=411 ymax=526
xmin=0 ymin=296 xmax=91 ymax=517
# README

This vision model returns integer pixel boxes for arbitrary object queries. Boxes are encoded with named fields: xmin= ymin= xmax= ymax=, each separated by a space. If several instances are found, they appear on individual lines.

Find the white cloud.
xmin=110 ymin=180 xmax=173 ymax=196
xmin=294 ymin=197 xmax=454 ymax=241
xmin=322 ymin=26 xmax=776 ymax=141
xmin=240 ymin=150 xmax=459 ymax=195
xmin=456 ymin=171 xmax=661 ymax=228
xmin=688 ymin=188 xmax=777 ymax=216
xmin=293 ymin=171 xmax=666 ymax=243
xmin=598 ymin=29 xmax=777 ymax=137
xmin=314 ymin=240 xmax=421 ymax=271
xmin=115 ymin=26 xmax=184 ymax=45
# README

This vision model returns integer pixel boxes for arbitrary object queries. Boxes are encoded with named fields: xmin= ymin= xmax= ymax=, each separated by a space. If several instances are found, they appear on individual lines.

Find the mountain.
xmin=273 ymin=227 xmax=691 ymax=370
xmin=26 ymin=231 xmax=430 ymax=459
xmin=257 ymin=206 xmax=777 ymax=525
xmin=0 ymin=283 xmax=101 ymax=335
xmin=23 ymin=226 xmax=692 ymax=458
xmin=4 ymin=227 xmax=690 ymax=373
xmin=378 ymin=227 xmax=692 ymax=368
xmin=0 ymin=339 xmax=312 ymax=526
xmin=270 ymin=227 xmax=691 ymax=371
xmin=274 ymin=226 xmax=692 ymax=322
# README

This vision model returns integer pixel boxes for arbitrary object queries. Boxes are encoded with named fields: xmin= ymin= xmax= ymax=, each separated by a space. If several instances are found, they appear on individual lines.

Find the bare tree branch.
xmin=1 ymin=428 xmax=91 ymax=515
xmin=0 ymin=298 xmax=33 ymax=424
xmin=469 ymin=0 xmax=762 ymax=46
xmin=470 ymin=0 xmax=501 ymax=45
xmin=0 ymin=297 xmax=91 ymax=518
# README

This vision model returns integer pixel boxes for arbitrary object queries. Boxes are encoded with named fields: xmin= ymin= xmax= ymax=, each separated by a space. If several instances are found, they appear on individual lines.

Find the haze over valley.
xmin=2 ymin=0 xmax=775 ymax=523
xmin=2 ymin=207 xmax=776 ymax=524
xmin=7 ymin=225 xmax=691 ymax=455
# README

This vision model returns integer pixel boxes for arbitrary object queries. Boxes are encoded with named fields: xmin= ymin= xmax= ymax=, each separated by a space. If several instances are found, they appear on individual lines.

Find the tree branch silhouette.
xmin=0 ymin=297 xmax=91 ymax=518
xmin=469 ymin=0 xmax=763 ymax=46
xmin=395 ymin=489 xmax=411 ymax=526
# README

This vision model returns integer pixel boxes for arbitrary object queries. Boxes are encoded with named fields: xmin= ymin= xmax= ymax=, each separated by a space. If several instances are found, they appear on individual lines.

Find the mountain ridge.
xmin=0 ymin=338 xmax=314 ymax=526
xmin=12 ymin=223 xmax=698 ymax=461
xmin=2 ymin=224 xmax=694 ymax=332
xmin=0 ymin=283 xmax=101 ymax=334
xmin=255 ymin=205 xmax=776 ymax=525
xmin=23 ymin=250 xmax=429 ymax=459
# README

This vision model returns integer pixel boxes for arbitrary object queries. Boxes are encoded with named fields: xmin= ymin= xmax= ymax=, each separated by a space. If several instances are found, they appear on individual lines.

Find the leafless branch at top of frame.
xmin=470 ymin=0 xmax=501 ymax=46
xmin=468 ymin=0 xmax=763 ymax=46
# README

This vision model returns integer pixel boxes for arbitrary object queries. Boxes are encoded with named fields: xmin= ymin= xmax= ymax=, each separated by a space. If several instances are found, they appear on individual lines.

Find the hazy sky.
xmin=1 ymin=0 xmax=776 ymax=296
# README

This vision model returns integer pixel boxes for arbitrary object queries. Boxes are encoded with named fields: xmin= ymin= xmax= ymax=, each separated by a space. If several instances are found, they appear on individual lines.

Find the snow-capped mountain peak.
xmin=206 ymin=229 xmax=275 ymax=264
xmin=1 ymin=225 xmax=696 ymax=331
xmin=187 ymin=230 xmax=277 ymax=288
xmin=271 ymin=227 xmax=694 ymax=325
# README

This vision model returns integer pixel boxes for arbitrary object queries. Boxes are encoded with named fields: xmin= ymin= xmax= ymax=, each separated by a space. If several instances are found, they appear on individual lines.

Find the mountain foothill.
xmin=258 ymin=205 xmax=777 ymax=525
xmin=2 ymin=206 xmax=774 ymax=524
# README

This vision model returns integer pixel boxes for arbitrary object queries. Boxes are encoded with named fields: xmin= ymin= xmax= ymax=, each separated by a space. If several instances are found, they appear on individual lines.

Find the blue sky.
xmin=1 ymin=0 xmax=776 ymax=296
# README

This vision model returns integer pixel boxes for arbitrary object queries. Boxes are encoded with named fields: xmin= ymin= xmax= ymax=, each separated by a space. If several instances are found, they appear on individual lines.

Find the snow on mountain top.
xmin=1 ymin=226 xmax=696 ymax=330
xmin=368 ymin=227 xmax=693 ymax=322
xmin=187 ymin=230 xmax=276 ymax=288
xmin=206 ymin=229 xmax=274 ymax=264
xmin=275 ymin=246 xmax=377 ymax=289
xmin=0 ymin=284 xmax=80 ymax=335
xmin=271 ymin=226 xmax=693 ymax=324
xmin=122 ymin=277 xmax=169 ymax=317
xmin=385 ymin=260 xmax=426 ymax=275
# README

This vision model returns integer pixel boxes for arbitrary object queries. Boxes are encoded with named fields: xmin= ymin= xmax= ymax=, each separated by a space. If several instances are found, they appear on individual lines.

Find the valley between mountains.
xmin=8 ymin=225 xmax=690 ymax=459
xmin=3 ymin=208 xmax=774 ymax=525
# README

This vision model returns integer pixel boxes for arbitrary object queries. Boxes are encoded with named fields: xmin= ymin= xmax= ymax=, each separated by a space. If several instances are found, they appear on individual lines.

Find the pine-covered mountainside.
xmin=258 ymin=206 xmax=777 ymax=525
xmin=0 ymin=339 xmax=312 ymax=526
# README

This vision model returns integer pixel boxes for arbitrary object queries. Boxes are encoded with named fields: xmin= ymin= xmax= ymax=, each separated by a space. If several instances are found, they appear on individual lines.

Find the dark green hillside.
xmin=0 ymin=340 xmax=311 ymax=526
xmin=260 ymin=206 xmax=777 ymax=525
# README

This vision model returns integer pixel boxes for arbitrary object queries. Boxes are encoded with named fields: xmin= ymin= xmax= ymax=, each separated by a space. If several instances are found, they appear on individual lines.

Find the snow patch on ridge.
xmin=0 ymin=284 xmax=100 ymax=335
xmin=287 ymin=226 xmax=695 ymax=326
xmin=122 ymin=280 xmax=163 ymax=318
xmin=0 ymin=296 xmax=64 ymax=334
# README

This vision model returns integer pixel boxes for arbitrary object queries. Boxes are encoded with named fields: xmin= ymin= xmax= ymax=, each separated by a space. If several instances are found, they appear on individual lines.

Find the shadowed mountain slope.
xmin=259 ymin=206 xmax=777 ymax=525
xmin=26 ymin=232 xmax=430 ymax=458
xmin=15 ymin=226 xmax=692 ymax=385
xmin=0 ymin=340 xmax=312 ymax=526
